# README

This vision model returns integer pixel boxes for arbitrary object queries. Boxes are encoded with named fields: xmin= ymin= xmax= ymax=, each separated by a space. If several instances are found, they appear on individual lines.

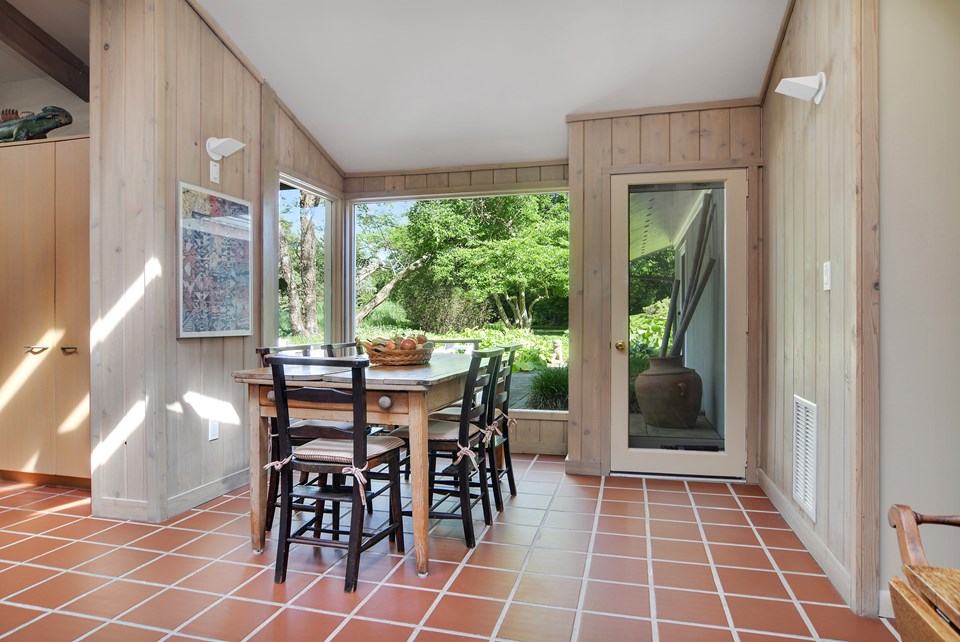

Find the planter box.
xmin=508 ymin=409 xmax=568 ymax=455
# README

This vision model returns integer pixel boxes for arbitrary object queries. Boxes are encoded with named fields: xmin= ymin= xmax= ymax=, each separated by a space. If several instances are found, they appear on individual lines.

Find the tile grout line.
xmin=727 ymin=482 xmax=822 ymax=640
xmin=487 ymin=453 xmax=566 ymax=641
xmin=684 ymin=480 xmax=740 ymax=642
xmin=644 ymin=477 xmax=659 ymax=642
xmin=569 ymin=474 xmax=605 ymax=641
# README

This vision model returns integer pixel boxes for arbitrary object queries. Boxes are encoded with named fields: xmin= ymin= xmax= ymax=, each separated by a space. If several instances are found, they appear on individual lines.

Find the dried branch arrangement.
xmin=659 ymin=194 xmax=717 ymax=357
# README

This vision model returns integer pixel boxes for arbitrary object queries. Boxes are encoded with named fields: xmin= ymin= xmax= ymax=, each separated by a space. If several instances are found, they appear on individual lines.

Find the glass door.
xmin=610 ymin=170 xmax=747 ymax=477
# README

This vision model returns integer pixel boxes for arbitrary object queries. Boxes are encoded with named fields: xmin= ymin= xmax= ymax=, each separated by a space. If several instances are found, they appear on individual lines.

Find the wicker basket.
xmin=361 ymin=342 xmax=433 ymax=366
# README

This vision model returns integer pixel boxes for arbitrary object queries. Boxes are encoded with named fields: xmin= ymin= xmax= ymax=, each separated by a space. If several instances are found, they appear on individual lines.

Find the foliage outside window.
xmin=355 ymin=194 xmax=570 ymax=410
xmin=278 ymin=182 xmax=328 ymax=340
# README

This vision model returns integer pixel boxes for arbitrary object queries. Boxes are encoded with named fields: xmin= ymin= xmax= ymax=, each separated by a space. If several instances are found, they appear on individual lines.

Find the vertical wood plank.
xmin=448 ymin=171 xmax=470 ymax=187
xmin=669 ymin=111 xmax=700 ymax=162
xmin=405 ymin=174 xmax=427 ymax=190
xmin=566 ymin=122 xmax=584 ymax=463
xmin=612 ymin=116 xmax=641 ymax=166
xmin=493 ymin=168 xmax=517 ymax=185
xmin=730 ymin=106 xmax=762 ymax=160
xmin=123 ymin=0 xmax=149 ymax=500
xmin=516 ymin=166 xmax=540 ymax=184
xmin=470 ymin=169 xmax=493 ymax=186
xmin=426 ymin=173 xmax=449 ymax=189
xmin=854 ymin=0 xmax=880 ymax=614
xmin=383 ymin=175 xmax=404 ymax=192
xmin=640 ymin=114 xmax=670 ymax=163
xmin=581 ymin=118 xmax=611 ymax=466
xmin=175 ymin=1 xmax=203 ymax=495
xmin=699 ymin=109 xmax=731 ymax=162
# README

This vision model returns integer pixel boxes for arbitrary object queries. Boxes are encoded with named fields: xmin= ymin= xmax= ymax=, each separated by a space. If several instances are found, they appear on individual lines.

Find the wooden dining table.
xmin=233 ymin=353 xmax=474 ymax=575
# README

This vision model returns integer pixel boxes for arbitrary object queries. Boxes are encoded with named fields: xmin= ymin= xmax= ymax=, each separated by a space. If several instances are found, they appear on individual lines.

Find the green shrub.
xmin=527 ymin=366 xmax=569 ymax=410
xmin=394 ymin=272 xmax=491 ymax=333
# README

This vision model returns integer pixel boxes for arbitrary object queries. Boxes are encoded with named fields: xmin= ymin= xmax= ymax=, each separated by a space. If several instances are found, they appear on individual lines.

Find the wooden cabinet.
xmin=0 ymin=137 xmax=90 ymax=479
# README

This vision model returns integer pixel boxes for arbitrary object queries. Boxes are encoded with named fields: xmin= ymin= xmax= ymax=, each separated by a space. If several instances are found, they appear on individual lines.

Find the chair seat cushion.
xmin=293 ymin=435 xmax=404 ymax=464
xmin=391 ymin=420 xmax=480 ymax=442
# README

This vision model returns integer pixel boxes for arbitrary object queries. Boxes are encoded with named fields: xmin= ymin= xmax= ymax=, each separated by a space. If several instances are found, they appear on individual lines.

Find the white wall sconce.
xmin=205 ymin=137 xmax=246 ymax=161
xmin=205 ymin=137 xmax=245 ymax=184
xmin=774 ymin=72 xmax=827 ymax=105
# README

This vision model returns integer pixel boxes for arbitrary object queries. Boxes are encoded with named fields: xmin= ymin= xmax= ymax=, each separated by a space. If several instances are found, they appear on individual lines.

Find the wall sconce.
xmin=205 ymin=137 xmax=246 ymax=161
xmin=774 ymin=72 xmax=827 ymax=105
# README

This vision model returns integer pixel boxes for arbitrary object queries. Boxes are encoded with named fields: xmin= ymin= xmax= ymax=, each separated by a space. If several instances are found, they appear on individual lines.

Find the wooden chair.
xmin=392 ymin=348 xmax=502 ymax=547
xmin=485 ymin=343 xmax=522 ymax=511
xmin=267 ymin=353 xmax=404 ymax=592
xmin=430 ymin=337 xmax=482 ymax=353
xmin=256 ymin=344 xmax=331 ymax=533
xmin=322 ymin=341 xmax=364 ymax=357
xmin=888 ymin=504 xmax=960 ymax=640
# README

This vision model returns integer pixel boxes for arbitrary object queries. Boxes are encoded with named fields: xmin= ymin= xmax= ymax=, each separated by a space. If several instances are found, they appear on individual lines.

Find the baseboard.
xmin=512 ymin=442 xmax=568 ymax=456
xmin=166 ymin=469 xmax=249 ymax=519
xmin=564 ymin=458 xmax=602 ymax=476
xmin=1 ymin=470 xmax=91 ymax=489
xmin=92 ymin=496 xmax=150 ymax=521
xmin=758 ymin=469 xmax=853 ymax=605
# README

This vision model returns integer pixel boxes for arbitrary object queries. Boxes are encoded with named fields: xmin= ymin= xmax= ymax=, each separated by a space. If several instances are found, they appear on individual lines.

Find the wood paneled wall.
xmin=760 ymin=0 xmax=879 ymax=615
xmin=261 ymin=87 xmax=346 ymax=345
xmin=343 ymin=160 xmax=568 ymax=199
xmin=565 ymin=103 xmax=762 ymax=476
xmin=91 ymin=0 xmax=262 ymax=520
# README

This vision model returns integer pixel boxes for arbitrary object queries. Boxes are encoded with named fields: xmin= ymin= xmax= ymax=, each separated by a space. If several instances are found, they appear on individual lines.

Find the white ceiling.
xmin=198 ymin=0 xmax=787 ymax=174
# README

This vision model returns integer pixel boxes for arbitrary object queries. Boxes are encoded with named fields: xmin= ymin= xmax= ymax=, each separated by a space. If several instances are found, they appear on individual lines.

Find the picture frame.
xmin=178 ymin=181 xmax=253 ymax=338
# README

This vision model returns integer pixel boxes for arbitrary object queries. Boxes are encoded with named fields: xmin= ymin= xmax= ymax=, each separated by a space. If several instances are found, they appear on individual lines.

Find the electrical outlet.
xmin=209 ymin=160 xmax=220 ymax=184
xmin=208 ymin=419 xmax=219 ymax=441
xmin=823 ymin=261 xmax=832 ymax=291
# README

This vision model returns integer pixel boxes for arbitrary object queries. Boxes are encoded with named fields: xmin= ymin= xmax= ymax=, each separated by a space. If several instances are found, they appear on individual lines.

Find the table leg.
xmin=248 ymin=385 xmax=268 ymax=552
xmin=408 ymin=392 xmax=430 ymax=575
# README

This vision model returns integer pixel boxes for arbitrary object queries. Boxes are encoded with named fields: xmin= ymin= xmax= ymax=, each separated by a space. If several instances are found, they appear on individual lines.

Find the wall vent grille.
xmin=792 ymin=395 xmax=817 ymax=521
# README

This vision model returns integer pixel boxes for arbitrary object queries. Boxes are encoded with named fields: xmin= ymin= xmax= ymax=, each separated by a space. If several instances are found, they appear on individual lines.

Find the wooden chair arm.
xmin=889 ymin=504 xmax=960 ymax=567
xmin=889 ymin=504 xmax=931 ymax=566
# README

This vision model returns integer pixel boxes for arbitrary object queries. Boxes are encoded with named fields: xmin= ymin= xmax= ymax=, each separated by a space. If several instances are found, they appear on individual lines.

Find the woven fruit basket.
xmin=360 ymin=337 xmax=435 ymax=366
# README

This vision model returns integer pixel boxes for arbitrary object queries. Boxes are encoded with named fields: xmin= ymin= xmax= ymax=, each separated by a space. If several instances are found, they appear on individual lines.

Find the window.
xmin=277 ymin=178 xmax=331 ymax=343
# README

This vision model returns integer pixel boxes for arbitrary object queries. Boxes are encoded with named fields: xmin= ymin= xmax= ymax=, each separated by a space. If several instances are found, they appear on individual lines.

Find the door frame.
xmin=596 ymin=162 xmax=762 ymax=482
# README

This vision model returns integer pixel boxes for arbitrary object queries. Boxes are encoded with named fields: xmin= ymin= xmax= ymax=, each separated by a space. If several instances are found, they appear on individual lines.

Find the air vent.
xmin=792 ymin=395 xmax=817 ymax=521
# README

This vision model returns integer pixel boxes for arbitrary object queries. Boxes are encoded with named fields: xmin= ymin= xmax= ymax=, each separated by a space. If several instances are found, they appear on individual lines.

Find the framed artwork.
xmin=178 ymin=182 xmax=252 ymax=338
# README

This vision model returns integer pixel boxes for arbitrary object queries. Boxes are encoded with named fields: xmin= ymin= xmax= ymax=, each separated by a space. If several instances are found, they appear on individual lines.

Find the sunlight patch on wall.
xmin=90 ymin=258 xmax=162 ymax=348
xmin=183 ymin=391 xmax=240 ymax=425
xmin=91 ymin=399 xmax=146 ymax=472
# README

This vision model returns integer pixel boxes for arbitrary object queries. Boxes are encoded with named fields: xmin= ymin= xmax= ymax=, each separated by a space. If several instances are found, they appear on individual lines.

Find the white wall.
xmin=879 ymin=0 xmax=960 ymax=615
xmin=0 ymin=76 xmax=89 ymax=138
xmin=680 ymin=189 xmax=725 ymax=437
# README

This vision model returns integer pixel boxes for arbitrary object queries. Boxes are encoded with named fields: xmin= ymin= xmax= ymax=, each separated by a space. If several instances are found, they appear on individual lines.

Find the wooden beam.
xmin=0 ymin=0 xmax=89 ymax=102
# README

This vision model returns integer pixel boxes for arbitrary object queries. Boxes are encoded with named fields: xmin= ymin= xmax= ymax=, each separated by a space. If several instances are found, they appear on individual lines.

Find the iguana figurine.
xmin=0 ymin=106 xmax=72 ymax=143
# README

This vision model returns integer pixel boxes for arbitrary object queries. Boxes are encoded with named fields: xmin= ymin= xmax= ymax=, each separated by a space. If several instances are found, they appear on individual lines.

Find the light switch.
xmin=823 ymin=261 xmax=832 ymax=291
xmin=208 ymin=419 xmax=219 ymax=441
xmin=209 ymin=160 xmax=220 ymax=184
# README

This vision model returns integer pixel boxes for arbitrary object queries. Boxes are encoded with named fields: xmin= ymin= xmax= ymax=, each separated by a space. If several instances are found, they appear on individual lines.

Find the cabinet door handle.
xmin=61 ymin=346 xmax=78 ymax=354
xmin=24 ymin=345 xmax=48 ymax=353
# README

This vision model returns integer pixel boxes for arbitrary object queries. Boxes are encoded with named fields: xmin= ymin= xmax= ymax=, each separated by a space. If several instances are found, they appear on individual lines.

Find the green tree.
xmin=375 ymin=194 xmax=569 ymax=330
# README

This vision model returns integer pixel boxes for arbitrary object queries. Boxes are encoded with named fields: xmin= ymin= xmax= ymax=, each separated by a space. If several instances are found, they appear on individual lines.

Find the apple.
xmin=416 ymin=334 xmax=428 ymax=344
xmin=399 ymin=338 xmax=417 ymax=351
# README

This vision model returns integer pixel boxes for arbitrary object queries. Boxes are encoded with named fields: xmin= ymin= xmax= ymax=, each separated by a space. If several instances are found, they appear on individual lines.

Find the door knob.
xmin=615 ymin=340 xmax=626 ymax=352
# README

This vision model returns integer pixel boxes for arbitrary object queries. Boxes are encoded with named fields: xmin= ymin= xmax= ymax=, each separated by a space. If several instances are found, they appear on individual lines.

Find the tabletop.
xmin=232 ymin=353 xmax=474 ymax=388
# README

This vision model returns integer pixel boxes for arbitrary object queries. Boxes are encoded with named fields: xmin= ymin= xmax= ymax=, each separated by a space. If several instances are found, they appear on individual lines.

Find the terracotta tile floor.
xmin=0 ymin=455 xmax=900 ymax=641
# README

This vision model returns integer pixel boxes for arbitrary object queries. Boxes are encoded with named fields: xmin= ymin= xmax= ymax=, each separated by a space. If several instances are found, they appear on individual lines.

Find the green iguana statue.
xmin=0 ymin=106 xmax=72 ymax=143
